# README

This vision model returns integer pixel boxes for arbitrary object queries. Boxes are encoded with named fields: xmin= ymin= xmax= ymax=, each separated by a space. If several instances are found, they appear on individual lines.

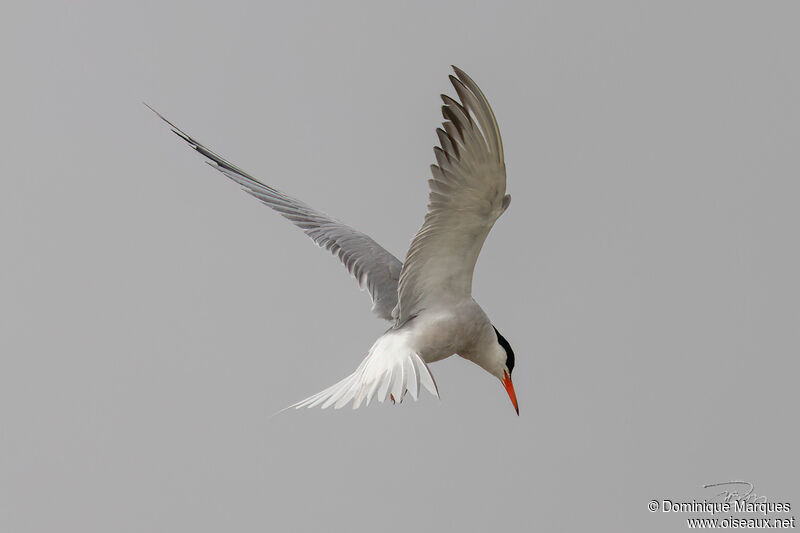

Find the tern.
xmin=149 ymin=67 xmax=518 ymax=413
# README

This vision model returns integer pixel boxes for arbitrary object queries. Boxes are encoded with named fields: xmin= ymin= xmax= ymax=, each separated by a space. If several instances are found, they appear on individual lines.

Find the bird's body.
xmin=411 ymin=301 xmax=499 ymax=368
xmin=149 ymin=67 xmax=519 ymax=413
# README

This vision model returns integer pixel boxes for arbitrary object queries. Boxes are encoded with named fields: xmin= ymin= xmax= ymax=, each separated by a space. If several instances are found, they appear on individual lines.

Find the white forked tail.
xmin=288 ymin=333 xmax=439 ymax=410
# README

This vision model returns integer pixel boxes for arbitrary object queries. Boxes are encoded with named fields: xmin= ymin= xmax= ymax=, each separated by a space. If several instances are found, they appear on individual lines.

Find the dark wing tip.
xmin=451 ymin=65 xmax=475 ymax=86
xmin=144 ymin=103 xmax=196 ymax=146
xmin=143 ymin=102 xmax=173 ymax=128
xmin=440 ymin=95 xmax=471 ymax=130
xmin=440 ymin=93 xmax=466 ymax=112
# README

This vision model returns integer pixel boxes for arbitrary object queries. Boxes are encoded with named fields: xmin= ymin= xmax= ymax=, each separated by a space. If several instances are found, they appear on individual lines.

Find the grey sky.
xmin=1 ymin=1 xmax=798 ymax=532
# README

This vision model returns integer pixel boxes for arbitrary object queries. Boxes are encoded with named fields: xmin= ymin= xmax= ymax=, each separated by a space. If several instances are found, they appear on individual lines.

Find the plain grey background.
xmin=1 ymin=1 xmax=797 ymax=532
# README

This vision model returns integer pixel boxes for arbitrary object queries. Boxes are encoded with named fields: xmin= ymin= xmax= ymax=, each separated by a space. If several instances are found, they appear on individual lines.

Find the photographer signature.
xmin=704 ymin=480 xmax=767 ymax=504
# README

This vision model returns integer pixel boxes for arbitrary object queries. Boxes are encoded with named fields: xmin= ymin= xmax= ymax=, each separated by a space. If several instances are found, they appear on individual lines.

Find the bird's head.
xmin=491 ymin=326 xmax=518 ymax=415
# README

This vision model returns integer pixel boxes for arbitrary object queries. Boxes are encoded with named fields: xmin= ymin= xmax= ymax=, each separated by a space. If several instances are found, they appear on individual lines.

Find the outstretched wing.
xmin=394 ymin=67 xmax=509 ymax=324
xmin=148 ymin=105 xmax=403 ymax=320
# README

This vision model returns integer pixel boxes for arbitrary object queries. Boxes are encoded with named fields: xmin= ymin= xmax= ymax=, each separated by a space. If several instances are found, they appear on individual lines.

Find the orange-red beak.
xmin=502 ymin=372 xmax=519 ymax=415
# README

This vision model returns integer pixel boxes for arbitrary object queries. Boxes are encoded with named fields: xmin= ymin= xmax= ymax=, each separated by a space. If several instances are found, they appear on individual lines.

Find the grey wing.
xmin=147 ymin=105 xmax=402 ymax=320
xmin=394 ymin=67 xmax=509 ymax=324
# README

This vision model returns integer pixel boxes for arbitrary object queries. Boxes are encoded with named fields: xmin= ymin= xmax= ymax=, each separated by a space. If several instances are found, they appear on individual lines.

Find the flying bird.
xmin=148 ymin=67 xmax=518 ymax=414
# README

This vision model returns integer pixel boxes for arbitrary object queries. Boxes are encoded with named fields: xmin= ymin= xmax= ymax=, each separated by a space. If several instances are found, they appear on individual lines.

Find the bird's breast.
xmin=405 ymin=303 xmax=490 ymax=364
